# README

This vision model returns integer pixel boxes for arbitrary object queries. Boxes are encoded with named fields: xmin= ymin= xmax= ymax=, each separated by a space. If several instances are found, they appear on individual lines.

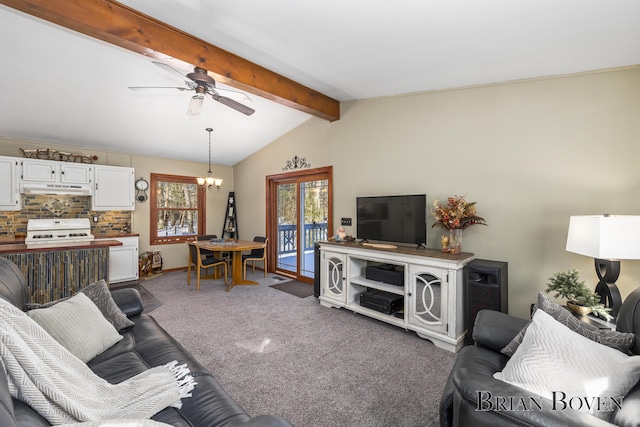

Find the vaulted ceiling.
xmin=1 ymin=0 xmax=639 ymax=165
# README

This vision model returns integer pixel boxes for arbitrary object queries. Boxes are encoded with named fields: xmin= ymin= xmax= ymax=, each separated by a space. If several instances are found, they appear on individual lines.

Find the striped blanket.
xmin=0 ymin=298 xmax=196 ymax=425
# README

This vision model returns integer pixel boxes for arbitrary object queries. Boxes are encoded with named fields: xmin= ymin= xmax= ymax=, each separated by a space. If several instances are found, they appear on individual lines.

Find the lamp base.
xmin=594 ymin=258 xmax=622 ymax=317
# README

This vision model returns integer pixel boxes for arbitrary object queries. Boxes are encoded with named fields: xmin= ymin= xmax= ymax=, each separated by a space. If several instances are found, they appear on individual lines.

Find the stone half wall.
xmin=3 ymin=247 xmax=110 ymax=303
xmin=0 ymin=194 xmax=132 ymax=237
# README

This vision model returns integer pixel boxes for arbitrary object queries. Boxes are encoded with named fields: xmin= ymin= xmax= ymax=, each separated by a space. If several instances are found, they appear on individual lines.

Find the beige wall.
xmin=3 ymin=68 xmax=639 ymax=318
xmin=234 ymin=68 xmax=640 ymax=319
xmin=0 ymin=137 xmax=232 ymax=270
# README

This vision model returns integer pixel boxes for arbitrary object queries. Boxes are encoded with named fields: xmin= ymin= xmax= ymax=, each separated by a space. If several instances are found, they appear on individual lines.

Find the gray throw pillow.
xmin=501 ymin=292 xmax=634 ymax=356
xmin=80 ymin=280 xmax=135 ymax=331
xmin=28 ymin=292 xmax=123 ymax=362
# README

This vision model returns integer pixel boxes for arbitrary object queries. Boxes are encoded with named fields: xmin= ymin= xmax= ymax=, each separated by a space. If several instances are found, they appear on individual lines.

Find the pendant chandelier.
xmin=197 ymin=127 xmax=223 ymax=190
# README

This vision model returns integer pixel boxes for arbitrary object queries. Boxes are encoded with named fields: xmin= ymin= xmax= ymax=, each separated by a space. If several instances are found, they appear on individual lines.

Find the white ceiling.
xmin=1 ymin=1 xmax=639 ymax=166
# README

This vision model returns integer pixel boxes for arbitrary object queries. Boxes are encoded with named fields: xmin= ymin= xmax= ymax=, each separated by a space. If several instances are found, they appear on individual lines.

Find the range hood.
xmin=20 ymin=182 xmax=92 ymax=196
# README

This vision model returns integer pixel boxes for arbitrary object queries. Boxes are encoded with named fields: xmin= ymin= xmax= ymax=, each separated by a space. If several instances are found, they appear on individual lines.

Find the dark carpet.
xmin=269 ymin=279 xmax=315 ymax=298
xmin=110 ymin=281 xmax=163 ymax=313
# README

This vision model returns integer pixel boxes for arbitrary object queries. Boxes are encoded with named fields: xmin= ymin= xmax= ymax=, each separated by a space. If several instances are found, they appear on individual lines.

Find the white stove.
xmin=25 ymin=218 xmax=95 ymax=246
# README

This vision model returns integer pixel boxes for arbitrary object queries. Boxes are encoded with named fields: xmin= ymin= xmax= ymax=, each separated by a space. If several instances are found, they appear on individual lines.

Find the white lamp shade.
xmin=566 ymin=215 xmax=640 ymax=260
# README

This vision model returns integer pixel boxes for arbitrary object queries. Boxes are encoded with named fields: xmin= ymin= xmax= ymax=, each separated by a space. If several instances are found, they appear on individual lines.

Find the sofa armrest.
xmin=110 ymin=288 xmax=144 ymax=318
xmin=240 ymin=415 xmax=293 ymax=427
xmin=473 ymin=310 xmax=528 ymax=352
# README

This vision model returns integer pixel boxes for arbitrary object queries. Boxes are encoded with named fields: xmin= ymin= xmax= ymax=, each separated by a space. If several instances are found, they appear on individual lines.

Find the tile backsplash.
xmin=0 ymin=195 xmax=132 ymax=237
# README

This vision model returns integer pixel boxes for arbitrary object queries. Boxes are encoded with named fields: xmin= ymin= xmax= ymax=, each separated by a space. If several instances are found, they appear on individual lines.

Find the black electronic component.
xmin=360 ymin=289 xmax=404 ymax=315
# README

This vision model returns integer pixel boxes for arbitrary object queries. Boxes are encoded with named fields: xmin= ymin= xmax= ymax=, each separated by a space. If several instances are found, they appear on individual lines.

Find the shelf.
xmin=350 ymin=275 xmax=404 ymax=295
xmin=348 ymin=304 xmax=406 ymax=327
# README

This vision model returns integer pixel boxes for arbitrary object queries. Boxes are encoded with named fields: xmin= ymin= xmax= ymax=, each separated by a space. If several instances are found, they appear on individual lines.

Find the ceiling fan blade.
xmin=216 ymin=88 xmax=252 ymax=103
xmin=128 ymin=86 xmax=190 ymax=91
xmin=213 ymin=95 xmax=256 ymax=116
xmin=152 ymin=61 xmax=191 ymax=80
xmin=187 ymin=94 xmax=204 ymax=116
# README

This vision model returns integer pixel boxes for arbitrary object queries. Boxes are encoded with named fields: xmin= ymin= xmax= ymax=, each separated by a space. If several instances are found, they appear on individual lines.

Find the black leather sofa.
xmin=440 ymin=288 xmax=640 ymax=427
xmin=0 ymin=257 xmax=293 ymax=427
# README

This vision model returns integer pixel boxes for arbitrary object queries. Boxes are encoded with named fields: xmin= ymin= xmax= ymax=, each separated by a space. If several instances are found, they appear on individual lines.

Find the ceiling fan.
xmin=129 ymin=61 xmax=255 ymax=116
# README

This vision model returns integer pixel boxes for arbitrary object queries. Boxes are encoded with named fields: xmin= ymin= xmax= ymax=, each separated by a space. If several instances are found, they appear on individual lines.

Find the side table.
xmin=571 ymin=311 xmax=616 ymax=330
xmin=530 ymin=303 xmax=616 ymax=330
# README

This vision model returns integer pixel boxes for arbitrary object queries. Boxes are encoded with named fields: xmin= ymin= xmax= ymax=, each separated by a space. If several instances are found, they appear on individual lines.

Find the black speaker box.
xmin=465 ymin=259 xmax=508 ymax=345
xmin=365 ymin=265 xmax=404 ymax=286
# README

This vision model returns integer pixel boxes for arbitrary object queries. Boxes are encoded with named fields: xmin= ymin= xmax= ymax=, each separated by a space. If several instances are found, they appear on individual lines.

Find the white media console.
xmin=318 ymin=241 xmax=474 ymax=352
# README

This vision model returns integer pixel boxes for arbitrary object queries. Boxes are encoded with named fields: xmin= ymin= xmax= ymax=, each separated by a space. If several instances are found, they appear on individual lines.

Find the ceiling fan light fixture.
xmin=198 ymin=128 xmax=223 ymax=190
xmin=187 ymin=94 xmax=204 ymax=116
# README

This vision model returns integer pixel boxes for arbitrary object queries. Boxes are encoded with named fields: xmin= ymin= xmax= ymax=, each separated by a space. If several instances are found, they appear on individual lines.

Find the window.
xmin=150 ymin=173 xmax=206 ymax=245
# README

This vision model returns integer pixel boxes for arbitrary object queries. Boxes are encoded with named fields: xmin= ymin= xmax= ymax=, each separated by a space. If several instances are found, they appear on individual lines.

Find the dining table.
xmin=191 ymin=239 xmax=267 ymax=291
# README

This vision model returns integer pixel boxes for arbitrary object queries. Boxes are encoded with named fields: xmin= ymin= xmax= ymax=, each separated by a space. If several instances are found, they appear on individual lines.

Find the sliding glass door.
xmin=267 ymin=167 xmax=332 ymax=283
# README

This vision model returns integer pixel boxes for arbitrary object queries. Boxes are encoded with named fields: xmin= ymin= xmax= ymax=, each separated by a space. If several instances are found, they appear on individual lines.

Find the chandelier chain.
xmin=207 ymin=128 xmax=212 ymax=173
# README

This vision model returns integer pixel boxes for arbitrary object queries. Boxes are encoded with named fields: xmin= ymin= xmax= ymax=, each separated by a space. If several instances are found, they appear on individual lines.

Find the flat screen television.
xmin=356 ymin=194 xmax=427 ymax=246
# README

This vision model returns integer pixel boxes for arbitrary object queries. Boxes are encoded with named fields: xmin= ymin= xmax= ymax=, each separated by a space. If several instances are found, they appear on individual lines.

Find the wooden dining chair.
xmin=196 ymin=234 xmax=219 ymax=261
xmin=242 ymin=236 xmax=268 ymax=279
xmin=187 ymin=242 xmax=227 ymax=291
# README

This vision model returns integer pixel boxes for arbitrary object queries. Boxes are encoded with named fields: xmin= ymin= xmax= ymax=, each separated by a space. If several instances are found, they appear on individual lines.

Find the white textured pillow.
xmin=494 ymin=310 xmax=640 ymax=421
xmin=28 ymin=292 xmax=123 ymax=363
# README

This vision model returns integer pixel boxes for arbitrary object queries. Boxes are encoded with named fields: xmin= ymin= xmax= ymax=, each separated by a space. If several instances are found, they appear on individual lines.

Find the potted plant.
xmin=545 ymin=269 xmax=613 ymax=320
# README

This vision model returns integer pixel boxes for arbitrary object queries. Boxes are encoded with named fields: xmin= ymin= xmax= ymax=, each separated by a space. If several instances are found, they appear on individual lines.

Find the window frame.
xmin=150 ymin=173 xmax=206 ymax=245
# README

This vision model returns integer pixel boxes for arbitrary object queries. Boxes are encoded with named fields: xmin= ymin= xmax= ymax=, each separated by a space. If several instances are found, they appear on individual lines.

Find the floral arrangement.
xmin=432 ymin=195 xmax=487 ymax=230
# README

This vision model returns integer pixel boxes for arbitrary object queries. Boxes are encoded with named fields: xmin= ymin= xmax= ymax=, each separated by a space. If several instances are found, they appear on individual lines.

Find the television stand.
xmin=318 ymin=240 xmax=474 ymax=352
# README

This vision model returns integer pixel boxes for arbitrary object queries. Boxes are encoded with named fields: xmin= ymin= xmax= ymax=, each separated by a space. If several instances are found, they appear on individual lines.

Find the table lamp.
xmin=566 ymin=214 xmax=640 ymax=317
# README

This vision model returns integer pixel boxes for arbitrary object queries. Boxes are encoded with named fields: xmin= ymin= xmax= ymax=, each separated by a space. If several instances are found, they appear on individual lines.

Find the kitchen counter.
xmin=0 ymin=236 xmax=26 ymax=245
xmin=0 ymin=239 xmax=122 ymax=254
xmin=94 ymin=233 xmax=139 ymax=239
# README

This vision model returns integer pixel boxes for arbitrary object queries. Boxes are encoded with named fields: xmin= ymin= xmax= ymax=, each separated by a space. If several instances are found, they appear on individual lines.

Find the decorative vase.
xmin=566 ymin=301 xmax=592 ymax=315
xmin=448 ymin=228 xmax=462 ymax=254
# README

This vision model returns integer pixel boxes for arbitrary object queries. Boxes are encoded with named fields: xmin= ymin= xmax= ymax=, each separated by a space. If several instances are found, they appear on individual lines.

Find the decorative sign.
xmin=282 ymin=155 xmax=311 ymax=171
xmin=20 ymin=148 xmax=98 ymax=164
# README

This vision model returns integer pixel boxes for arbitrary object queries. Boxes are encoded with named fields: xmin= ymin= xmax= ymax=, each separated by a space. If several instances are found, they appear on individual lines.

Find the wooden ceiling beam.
xmin=0 ymin=0 xmax=340 ymax=121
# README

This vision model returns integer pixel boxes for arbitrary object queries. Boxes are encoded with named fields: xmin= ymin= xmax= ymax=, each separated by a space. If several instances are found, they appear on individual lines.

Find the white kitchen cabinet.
xmin=0 ymin=156 xmax=21 ymax=211
xmin=319 ymin=241 xmax=473 ymax=353
xmin=109 ymin=236 xmax=139 ymax=283
xmin=60 ymin=163 xmax=93 ymax=184
xmin=21 ymin=159 xmax=92 ymax=184
xmin=92 ymin=165 xmax=135 ymax=211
